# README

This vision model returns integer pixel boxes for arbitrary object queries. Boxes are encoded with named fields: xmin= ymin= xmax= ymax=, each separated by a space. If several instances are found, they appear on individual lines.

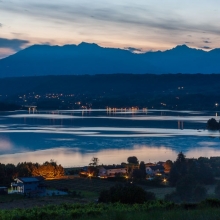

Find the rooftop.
xmin=16 ymin=177 xmax=40 ymax=183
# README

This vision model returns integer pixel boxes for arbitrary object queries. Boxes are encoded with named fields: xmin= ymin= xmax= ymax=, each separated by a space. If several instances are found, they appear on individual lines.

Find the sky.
xmin=0 ymin=0 xmax=220 ymax=58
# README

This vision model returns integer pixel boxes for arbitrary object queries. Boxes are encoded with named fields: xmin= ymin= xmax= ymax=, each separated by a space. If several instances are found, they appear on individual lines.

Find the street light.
xmin=215 ymin=103 xmax=219 ymax=117
xmin=163 ymin=178 xmax=167 ymax=184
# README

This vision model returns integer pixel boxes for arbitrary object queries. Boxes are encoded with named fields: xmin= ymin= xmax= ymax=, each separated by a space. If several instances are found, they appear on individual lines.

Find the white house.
xmin=146 ymin=165 xmax=164 ymax=176
xmin=99 ymin=165 xmax=127 ymax=177
xmin=11 ymin=177 xmax=45 ymax=195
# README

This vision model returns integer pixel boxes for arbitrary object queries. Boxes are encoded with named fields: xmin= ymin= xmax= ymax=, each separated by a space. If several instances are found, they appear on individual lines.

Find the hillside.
xmin=0 ymin=74 xmax=220 ymax=110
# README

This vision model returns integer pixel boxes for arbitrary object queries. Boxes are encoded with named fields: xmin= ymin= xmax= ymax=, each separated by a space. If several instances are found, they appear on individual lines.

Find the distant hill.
xmin=0 ymin=43 xmax=219 ymax=77
xmin=0 ymin=74 xmax=220 ymax=110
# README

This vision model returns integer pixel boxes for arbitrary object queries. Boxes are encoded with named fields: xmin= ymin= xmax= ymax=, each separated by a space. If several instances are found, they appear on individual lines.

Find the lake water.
xmin=0 ymin=109 xmax=220 ymax=167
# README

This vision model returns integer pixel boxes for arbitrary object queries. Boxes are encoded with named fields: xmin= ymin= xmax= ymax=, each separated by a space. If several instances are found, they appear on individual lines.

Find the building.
xmin=157 ymin=161 xmax=165 ymax=166
xmin=99 ymin=165 xmax=127 ymax=177
xmin=146 ymin=165 xmax=165 ymax=176
xmin=11 ymin=176 xmax=45 ymax=195
xmin=146 ymin=163 xmax=156 ymax=167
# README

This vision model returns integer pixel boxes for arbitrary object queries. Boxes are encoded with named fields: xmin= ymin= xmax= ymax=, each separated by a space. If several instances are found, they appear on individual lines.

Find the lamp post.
xmin=215 ymin=103 xmax=218 ymax=117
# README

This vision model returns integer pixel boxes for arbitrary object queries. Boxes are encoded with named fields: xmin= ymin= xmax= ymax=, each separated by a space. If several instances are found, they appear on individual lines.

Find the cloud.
xmin=201 ymin=46 xmax=212 ymax=49
xmin=0 ymin=38 xmax=29 ymax=51
xmin=0 ymin=137 xmax=13 ymax=152
xmin=1 ymin=1 xmax=220 ymax=52
xmin=198 ymin=142 xmax=219 ymax=147
xmin=124 ymin=47 xmax=142 ymax=53
xmin=203 ymin=40 xmax=211 ymax=43
xmin=3 ymin=1 xmax=220 ymax=36
xmin=0 ymin=23 xmax=2 ymax=27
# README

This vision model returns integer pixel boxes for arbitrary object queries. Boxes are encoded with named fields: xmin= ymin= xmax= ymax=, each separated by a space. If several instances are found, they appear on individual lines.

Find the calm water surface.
xmin=0 ymin=109 xmax=220 ymax=167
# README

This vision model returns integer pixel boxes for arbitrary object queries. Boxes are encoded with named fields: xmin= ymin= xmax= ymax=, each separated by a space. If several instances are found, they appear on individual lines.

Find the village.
xmin=0 ymin=156 xmax=170 ymax=196
xmin=1 ymin=154 xmax=220 ymax=198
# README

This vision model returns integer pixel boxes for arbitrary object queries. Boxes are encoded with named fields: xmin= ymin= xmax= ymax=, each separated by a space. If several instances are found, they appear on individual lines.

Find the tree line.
xmin=0 ymin=160 xmax=64 ymax=186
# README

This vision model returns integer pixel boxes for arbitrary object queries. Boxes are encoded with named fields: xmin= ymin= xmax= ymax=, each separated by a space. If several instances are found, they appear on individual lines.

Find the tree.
xmin=169 ymin=152 xmax=187 ymax=186
xmin=176 ymin=152 xmax=186 ymax=163
xmin=89 ymin=157 xmax=99 ymax=167
xmin=163 ymin=160 xmax=173 ymax=172
xmin=132 ymin=169 xmax=143 ymax=179
xmin=207 ymin=118 xmax=220 ymax=130
xmin=167 ymin=174 xmax=207 ymax=203
xmin=127 ymin=156 xmax=139 ymax=164
xmin=16 ymin=162 xmax=32 ymax=177
xmin=176 ymin=174 xmax=197 ymax=201
xmin=127 ymin=156 xmax=139 ymax=177
xmin=31 ymin=161 xmax=64 ymax=178
xmin=215 ymin=181 xmax=220 ymax=199
xmin=139 ymin=161 xmax=146 ymax=179
xmin=193 ymin=184 xmax=207 ymax=202
xmin=197 ymin=162 xmax=214 ymax=185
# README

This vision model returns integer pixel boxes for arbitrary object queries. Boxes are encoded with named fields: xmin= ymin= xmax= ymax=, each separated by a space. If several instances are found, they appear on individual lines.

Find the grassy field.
xmin=0 ymin=177 xmax=112 ymax=210
xmin=0 ymin=195 xmax=88 ymax=210
xmin=46 ymin=177 xmax=176 ymax=199
xmin=46 ymin=176 xmax=116 ymax=193
xmin=0 ymin=177 xmax=216 ymax=211
xmin=0 ymin=194 xmax=23 ymax=203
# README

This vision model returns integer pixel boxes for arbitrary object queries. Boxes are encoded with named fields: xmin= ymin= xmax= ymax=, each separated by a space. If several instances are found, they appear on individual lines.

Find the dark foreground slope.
xmin=0 ymin=74 xmax=220 ymax=110
xmin=0 ymin=43 xmax=220 ymax=77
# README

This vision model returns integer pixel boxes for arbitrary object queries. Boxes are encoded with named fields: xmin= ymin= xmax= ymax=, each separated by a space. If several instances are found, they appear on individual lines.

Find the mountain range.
xmin=0 ymin=42 xmax=220 ymax=77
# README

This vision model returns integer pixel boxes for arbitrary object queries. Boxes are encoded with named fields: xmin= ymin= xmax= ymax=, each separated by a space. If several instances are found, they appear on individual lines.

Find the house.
xmin=11 ymin=176 xmax=45 ymax=195
xmin=79 ymin=166 xmax=98 ymax=177
xmin=0 ymin=187 xmax=8 ymax=195
xmin=146 ymin=163 xmax=156 ymax=167
xmin=157 ymin=161 xmax=165 ymax=166
xmin=146 ymin=165 xmax=164 ymax=176
xmin=99 ymin=165 xmax=127 ymax=177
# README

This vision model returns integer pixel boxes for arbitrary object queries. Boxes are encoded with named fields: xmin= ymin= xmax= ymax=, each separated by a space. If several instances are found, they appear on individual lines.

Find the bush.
xmin=98 ymin=183 xmax=155 ymax=204
xmin=215 ymin=181 xmax=220 ymax=199
xmin=165 ymin=176 xmax=207 ymax=203
xmin=176 ymin=174 xmax=197 ymax=201
xmin=200 ymin=198 xmax=220 ymax=208
xmin=193 ymin=184 xmax=207 ymax=202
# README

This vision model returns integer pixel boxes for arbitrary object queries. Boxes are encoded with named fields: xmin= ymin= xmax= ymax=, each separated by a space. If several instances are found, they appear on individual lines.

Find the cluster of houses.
xmin=0 ymin=161 xmax=168 ymax=196
xmin=81 ymin=161 xmax=167 ymax=178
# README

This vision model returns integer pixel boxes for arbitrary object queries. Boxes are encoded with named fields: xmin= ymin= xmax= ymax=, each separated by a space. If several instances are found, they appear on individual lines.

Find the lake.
xmin=0 ymin=109 xmax=220 ymax=167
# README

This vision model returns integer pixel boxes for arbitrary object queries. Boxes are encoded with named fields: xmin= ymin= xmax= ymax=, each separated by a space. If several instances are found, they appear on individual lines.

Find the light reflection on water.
xmin=5 ymin=113 xmax=218 ymax=122
xmin=0 ymin=146 xmax=177 ymax=166
xmin=0 ymin=109 xmax=220 ymax=166
xmin=1 ymin=145 xmax=220 ymax=167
